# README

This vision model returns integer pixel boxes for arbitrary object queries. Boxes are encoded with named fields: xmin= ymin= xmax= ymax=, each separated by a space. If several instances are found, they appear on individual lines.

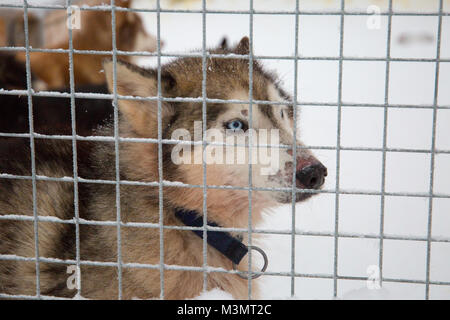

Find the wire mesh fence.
xmin=0 ymin=0 xmax=449 ymax=300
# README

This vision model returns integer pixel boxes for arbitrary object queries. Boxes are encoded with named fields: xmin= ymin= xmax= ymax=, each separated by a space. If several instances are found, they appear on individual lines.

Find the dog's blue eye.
xmin=225 ymin=119 xmax=248 ymax=132
xmin=226 ymin=119 xmax=247 ymax=132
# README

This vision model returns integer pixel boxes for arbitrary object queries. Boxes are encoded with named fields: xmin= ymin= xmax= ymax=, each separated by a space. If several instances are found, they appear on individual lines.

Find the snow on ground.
xmin=1 ymin=0 xmax=448 ymax=299
xmin=193 ymin=288 xmax=234 ymax=300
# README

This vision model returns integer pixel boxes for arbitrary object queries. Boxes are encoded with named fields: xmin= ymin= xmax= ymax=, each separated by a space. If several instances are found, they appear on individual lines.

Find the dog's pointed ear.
xmin=219 ymin=37 xmax=228 ymax=50
xmin=103 ymin=59 xmax=174 ymax=137
xmin=235 ymin=36 xmax=250 ymax=55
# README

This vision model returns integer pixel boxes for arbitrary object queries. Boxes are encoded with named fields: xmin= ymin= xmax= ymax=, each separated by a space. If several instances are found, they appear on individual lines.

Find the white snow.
xmin=341 ymin=287 xmax=391 ymax=300
xmin=193 ymin=288 xmax=234 ymax=300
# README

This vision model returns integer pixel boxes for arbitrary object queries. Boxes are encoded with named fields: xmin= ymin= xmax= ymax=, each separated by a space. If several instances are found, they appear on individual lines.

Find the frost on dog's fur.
xmin=0 ymin=37 xmax=325 ymax=299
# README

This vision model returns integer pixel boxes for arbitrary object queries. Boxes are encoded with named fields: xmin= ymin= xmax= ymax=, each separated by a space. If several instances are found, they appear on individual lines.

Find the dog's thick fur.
xmin=0 ymin=37 xmax=324 ymax=299
xmin=14 ymin=0 xmax=157 ymax=89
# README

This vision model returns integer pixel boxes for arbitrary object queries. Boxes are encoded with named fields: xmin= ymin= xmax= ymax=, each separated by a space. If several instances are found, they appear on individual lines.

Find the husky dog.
xmin=0 ymin=37 xmax=326 ymax=299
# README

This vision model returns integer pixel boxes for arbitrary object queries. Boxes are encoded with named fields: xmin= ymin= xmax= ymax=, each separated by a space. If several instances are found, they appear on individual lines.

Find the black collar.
xmin=174 ymin=208 xmax=248 ymax=265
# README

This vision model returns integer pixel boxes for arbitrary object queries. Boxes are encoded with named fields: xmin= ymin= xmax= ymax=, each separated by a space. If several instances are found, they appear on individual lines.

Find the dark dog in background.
xmin=0 ymin=52 xmax=112 ymax=137
xmin=0 ymin=52 xmax=29 ymax=90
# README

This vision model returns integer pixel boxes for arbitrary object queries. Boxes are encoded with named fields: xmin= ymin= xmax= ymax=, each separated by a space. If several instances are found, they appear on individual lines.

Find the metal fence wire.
xmin=0 ymin=0 xmax=449 ymax=300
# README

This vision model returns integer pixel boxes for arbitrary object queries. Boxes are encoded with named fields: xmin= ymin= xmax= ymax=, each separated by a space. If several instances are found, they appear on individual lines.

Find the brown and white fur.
xmin=0 ymin=37 xmax=326 ymax=299
xmin=14 ymin=0 xmax=157 ymax=89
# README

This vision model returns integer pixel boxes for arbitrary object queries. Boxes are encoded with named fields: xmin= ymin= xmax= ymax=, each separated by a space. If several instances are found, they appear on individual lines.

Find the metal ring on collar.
xmin=232 ymin=245 xmax=268 ymax=279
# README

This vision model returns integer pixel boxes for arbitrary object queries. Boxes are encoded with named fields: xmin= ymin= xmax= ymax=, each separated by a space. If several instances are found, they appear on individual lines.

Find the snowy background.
xmin=1 ymin=0 xmax=449 ymax=299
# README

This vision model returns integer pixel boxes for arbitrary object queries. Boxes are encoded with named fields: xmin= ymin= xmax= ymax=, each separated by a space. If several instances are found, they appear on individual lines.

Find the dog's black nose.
xmin=296 ymin=163 xmax=327 ymax=189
